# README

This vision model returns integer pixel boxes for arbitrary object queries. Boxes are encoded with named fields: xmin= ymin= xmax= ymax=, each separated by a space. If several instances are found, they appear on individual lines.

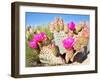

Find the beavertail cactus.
xmin=39 ymin=45 xmax=65 ymax=65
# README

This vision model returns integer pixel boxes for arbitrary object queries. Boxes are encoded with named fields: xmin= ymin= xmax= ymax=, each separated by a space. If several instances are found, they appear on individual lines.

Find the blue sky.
xmin=25 ymin=12 xmax=90 ymax=27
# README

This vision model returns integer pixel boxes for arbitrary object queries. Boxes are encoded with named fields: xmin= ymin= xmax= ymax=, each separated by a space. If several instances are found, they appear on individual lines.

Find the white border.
xmin=19 ymin=6 xmax=95 ymax=75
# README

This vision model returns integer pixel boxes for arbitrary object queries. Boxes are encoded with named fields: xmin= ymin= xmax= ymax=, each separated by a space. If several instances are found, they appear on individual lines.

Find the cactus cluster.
xmin=26 ymin=17 xmax=89 ymax=66
xmin=49 ymin=17 xmax=89 ymax=63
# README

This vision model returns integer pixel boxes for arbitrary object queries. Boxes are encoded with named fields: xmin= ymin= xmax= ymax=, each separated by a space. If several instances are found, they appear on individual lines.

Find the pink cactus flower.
xmin=63 ymin=37 xmax=74 ymax=49
xmin=68 ymin=22 xmax=76 ymax=31
xmin=28 ymin=40 xmax=38 ymax=48
xmin=34 ymin=34 xmax=42 ymax=42
xmin=33 ymin=32 xmax=48 ymax=42
xmin=40 ymin=32 xmax=48 ymax=40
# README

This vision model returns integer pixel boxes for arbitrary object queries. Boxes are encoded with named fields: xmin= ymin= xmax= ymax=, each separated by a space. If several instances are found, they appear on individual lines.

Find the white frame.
xmin=19 ymin=5 xmax=96 ymax=75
